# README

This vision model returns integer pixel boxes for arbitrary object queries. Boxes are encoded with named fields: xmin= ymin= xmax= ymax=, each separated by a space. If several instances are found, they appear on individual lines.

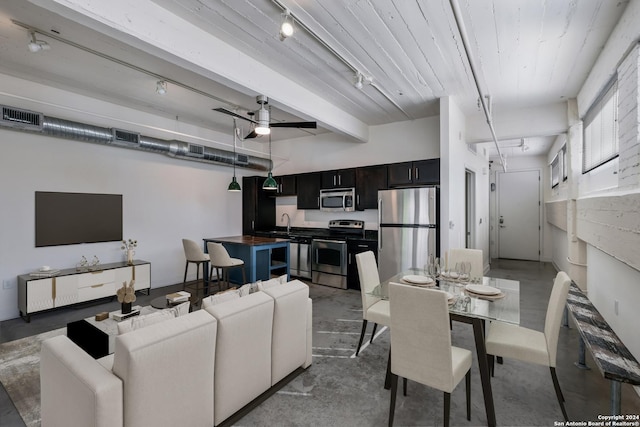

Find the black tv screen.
xmin=35 ymin=191 xmax=123 ymax=247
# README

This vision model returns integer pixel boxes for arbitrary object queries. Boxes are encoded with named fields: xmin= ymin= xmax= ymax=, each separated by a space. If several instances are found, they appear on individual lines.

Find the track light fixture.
xmin=27 ymin=31 xmax=50 ymax=53
xmin=156 ymin=80 xmax=167 ymax=95
xmin=279 ymin=9 xmax=294 ymax=41
xmin=354 ymin=73 xmax=364 ymax=90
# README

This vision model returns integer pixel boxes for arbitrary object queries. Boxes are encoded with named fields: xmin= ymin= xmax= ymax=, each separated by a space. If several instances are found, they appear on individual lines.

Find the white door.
xmin=497 ymin=169 xmax=540 ymax=260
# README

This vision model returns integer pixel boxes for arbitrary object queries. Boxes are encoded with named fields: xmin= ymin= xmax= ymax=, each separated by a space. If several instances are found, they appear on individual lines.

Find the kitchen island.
xmin=203 ymin=235 xmax=290 ymax=285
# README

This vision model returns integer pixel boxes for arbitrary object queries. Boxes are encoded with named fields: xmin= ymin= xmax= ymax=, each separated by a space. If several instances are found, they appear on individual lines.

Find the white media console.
xmin=18 ymin=260 xmax=150 ymax=322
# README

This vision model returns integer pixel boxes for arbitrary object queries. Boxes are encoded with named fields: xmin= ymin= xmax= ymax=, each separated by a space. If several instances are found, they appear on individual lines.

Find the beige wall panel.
xmin=545 ymin=200 xmax=568 ymax=231
xmin=576 ymin=194 xmax=640 ymax=272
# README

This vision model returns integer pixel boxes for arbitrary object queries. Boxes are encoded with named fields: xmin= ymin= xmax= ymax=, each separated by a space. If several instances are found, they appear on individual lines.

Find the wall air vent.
xmin=112 ymin=128 xmax=140 ymax=145
xmin=236 ymin=154 xmax=249 ymax=165
xmin=187 ymin=143 xmax=205 ymax=158
xmin=0 ymin=105 xmax=43 ymax=131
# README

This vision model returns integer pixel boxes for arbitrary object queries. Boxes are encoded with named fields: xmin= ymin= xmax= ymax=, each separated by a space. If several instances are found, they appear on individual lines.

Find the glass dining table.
xmin=371 ymin=268 xmax=520 ymax=427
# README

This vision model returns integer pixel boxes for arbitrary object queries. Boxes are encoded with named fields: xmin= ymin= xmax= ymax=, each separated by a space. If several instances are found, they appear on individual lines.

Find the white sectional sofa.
xmin=40 ymin=279 xmax=312 ymax=427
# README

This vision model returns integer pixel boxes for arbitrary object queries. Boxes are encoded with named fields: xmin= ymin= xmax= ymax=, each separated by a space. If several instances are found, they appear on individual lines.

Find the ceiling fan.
xmin=213 ymin=95 xmax=317 ymax=139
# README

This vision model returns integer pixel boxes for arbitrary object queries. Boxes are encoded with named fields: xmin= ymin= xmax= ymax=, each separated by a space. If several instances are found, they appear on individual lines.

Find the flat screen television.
xmin=35 ymin=191 xmax=123 ymax=247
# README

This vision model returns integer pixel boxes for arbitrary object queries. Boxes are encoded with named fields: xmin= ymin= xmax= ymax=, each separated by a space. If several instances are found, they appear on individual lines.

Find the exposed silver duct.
xmin=1 ymin=105 xmax=271 ymax=171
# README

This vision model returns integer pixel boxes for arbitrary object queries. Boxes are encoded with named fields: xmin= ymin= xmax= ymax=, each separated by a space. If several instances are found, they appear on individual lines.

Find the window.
xmin=551 ymin=154 xmax=560 ymax=188
xmin=550 ymin=145 xmax=567 ymax=188
xmin=583 ymin=78 xmax=618 ymax=173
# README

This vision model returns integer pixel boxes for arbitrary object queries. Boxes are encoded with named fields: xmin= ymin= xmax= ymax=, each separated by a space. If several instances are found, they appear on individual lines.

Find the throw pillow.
xmin=238 ymin=283 xmax=252 ymax=297
xmin=117 ymin=310 xmax=176 ymax=335
xmin=167 ymin=301 xmax=190 ymax=317
xmin=257 ymin=274 xmax=289 ymax=291
xmin=201 ymin=289 xmax=240 ymax=308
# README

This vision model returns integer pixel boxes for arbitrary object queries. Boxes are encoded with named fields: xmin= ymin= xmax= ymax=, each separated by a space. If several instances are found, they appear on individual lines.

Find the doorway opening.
xmin=465 ymin=169 xmax=476 ymax=249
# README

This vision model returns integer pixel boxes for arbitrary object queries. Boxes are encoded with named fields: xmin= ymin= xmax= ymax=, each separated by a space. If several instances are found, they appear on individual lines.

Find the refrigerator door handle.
xmin=378 ymin=198 xmax=383 ymax=251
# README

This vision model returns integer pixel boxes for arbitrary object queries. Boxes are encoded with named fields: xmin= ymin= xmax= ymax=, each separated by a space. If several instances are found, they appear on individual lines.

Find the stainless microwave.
xmin=319 ymin=188 xmax=356 ymax=212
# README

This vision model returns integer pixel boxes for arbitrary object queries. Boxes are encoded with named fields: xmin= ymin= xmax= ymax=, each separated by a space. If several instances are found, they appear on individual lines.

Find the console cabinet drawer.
xmin=78 ymin=281 xmax=116 ymax=302
xmin=78 ymin=269 xmax=115 ymax=288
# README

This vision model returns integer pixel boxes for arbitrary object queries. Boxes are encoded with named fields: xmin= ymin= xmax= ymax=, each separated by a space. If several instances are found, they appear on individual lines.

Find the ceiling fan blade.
xmin=212 ymin=107 xmax=256 ymax=123
xmin=244 ymin=130 xmax=258 ymax=139
xmin=270 ymin=121 xmax=317 ymax=129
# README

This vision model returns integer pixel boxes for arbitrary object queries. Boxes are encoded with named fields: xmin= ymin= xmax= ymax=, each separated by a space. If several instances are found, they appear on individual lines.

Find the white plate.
xmin=402 ymin=274 xmax=434 ymax=285
xmin=465 ymin=284 xmax=501 ymax=296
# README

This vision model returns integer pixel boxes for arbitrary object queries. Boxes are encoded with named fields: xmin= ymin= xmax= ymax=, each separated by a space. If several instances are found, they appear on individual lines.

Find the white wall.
xmin=441 ymin=97 xmax=491 ymax=270
xmin=0 ymin=75 xmax=251 ymax=321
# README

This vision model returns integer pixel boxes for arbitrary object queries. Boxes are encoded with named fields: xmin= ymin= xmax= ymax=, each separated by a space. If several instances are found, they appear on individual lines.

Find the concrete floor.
xmin=1 ymin=260 xmax=639 ymax=426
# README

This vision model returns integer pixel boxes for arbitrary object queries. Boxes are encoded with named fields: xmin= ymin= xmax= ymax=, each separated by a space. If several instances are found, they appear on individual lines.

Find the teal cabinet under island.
xmin=203 ymin=236 xmax=290 ymax=285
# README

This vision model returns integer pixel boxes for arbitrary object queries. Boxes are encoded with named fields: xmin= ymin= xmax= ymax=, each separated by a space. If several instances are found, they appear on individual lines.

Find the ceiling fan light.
xmin=255 ymin=124 xmax=270 ymax=135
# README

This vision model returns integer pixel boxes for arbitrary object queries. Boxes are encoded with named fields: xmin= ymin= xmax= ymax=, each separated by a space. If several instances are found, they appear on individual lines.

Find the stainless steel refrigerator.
xmin=377 ymin=187 xmax=438 ymax=282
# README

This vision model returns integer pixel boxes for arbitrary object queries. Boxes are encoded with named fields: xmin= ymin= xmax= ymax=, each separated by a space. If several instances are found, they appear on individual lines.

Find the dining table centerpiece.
xmin=117 ymin=279 xmax=136 ymax=314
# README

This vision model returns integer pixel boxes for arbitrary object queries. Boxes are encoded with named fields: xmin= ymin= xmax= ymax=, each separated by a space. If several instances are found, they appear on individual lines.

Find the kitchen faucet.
xmin=281 ymin=213 xmax=291 ymax=234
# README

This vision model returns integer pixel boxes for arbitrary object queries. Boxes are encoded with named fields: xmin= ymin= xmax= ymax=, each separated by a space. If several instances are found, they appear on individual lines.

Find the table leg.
xmin=574 ymin=336 xmax=590 ymax=370
xmin=611 ymin=380 xmax=621 ymax=415
xmin=203 ymin=260 xmax=210 ymax=295
xmin=472 ymin=317 xmax=496 ymax=427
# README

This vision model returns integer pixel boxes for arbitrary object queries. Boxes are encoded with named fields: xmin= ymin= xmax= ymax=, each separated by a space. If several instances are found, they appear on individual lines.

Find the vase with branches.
xmin=117 ymin=279 xmax=136 ymax=314
xmin=121 ymin=239 xmax=137 ymax=265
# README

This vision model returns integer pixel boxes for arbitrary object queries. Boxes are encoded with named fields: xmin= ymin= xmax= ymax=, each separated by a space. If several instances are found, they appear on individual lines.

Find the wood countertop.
xmin=203 ymin=235 xmax=289 ymax=246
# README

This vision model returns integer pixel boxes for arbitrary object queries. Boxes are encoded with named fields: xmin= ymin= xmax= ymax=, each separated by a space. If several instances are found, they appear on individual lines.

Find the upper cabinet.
xmin=321 ymin=168 xmax=356 ymax=189
xmin=356 ymin=165 xmax=387 ymax=210
xmin=387 ymin=159 xmax=440 ymax=187
xmin=273 ymin=175 xmax=297 ymax=196
xmin=296 ymin=172 xmax=321 ymax=209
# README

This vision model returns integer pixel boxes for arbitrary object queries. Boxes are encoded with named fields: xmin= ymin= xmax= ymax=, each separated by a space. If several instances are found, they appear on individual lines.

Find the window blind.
xmin=583 ymin=78 xmax=618 ymax=173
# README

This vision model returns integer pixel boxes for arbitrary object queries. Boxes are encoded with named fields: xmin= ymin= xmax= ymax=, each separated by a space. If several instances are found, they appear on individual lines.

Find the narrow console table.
xmin=203 ymin=236 xmax=289 ymax=285
xmin=18 ymin=260 xmax=151 ymax=322
xmin=565 ymin=282 xmax=640 ymax=415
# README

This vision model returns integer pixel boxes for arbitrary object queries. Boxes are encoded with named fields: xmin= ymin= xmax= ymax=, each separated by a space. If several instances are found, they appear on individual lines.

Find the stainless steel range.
xmin=312 ymin=219 xmax=364 ymax=289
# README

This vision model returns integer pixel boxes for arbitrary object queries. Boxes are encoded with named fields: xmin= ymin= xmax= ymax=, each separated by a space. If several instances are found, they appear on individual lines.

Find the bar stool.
xmin=207 ymin=242 xmax=246 ymax=290
xmin=182 ymin=239 xmax=209 ymax=290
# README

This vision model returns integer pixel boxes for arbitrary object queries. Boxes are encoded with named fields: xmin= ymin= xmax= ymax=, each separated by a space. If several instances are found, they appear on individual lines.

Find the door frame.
xmin=465 ymin=169 xmax=476 ymax=249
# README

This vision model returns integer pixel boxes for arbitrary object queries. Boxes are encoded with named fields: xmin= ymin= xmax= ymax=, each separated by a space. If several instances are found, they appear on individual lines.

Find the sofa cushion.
xmin=112 ymin=310 xmax=217 ymax=427
xmin=262 ymin=279 xmax=310 ymax=384
xmin=204 ymin=291 xmax=274 ymax=425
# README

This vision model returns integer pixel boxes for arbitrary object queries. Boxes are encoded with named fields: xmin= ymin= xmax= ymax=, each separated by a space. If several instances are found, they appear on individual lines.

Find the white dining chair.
xmin=448 ymin=248 xmax=484 ymax=280
xmin=388 ymin=282 xmax=472 ymax=427
xmin=354 ymin=251 xmax=390 ymax=356
xmin=182 ymin=238 xmax=209 ymax=290
xmin=207 ymin=242 xmax=246 ymax=291
xmin=485 ymin=270 xmax=571 ymax=421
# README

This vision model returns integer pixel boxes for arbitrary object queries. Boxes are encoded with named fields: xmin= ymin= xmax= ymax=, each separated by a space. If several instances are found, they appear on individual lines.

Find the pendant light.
xmin=262 ymin=132 xmax=278 ymax=190
xmin=227 ymin=119 xmax=241 ymax=192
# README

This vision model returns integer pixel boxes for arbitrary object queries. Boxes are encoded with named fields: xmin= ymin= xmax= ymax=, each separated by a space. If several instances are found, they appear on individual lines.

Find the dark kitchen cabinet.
xmin=321 ymin=168 xmax=356 ymax=189
xmin=242 ymin=176 xmax=275 ymax=234
xmin=356 ymin=165 xmax=387 ymax=210
xmin=274 ymin=174 xmax=296 ymax=196
xmin=387 ymin=158 xmax=440 ymax=187
xmin=296 ymin=172 xmax=321 ymax=209
xmin=347 ymin=239 xmax=378 ymax=290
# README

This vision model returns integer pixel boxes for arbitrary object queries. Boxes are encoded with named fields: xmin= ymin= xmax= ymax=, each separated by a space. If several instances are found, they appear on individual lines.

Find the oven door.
xmin=312 ymin=239 xmax=347 ymax=289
